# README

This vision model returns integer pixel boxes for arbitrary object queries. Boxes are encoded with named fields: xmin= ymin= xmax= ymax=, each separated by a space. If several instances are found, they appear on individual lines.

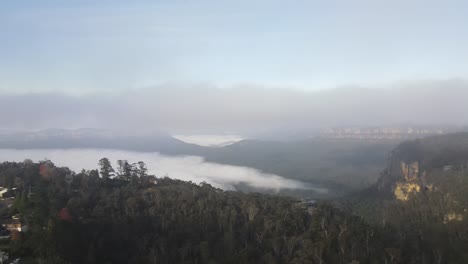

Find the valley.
xmin=0 ymin=132 xmax=467 ymax=263
xmin=0 ymin=129 xmax=402 ymax=198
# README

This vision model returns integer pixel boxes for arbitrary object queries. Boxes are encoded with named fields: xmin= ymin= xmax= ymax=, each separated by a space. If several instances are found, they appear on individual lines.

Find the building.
xmin=0 ymin=188 xmax=7 ymax=199
xmin=1 ymin=219 xmax=22 ymax=232
xmin=0 ymin=187 xmax=17 ymax=199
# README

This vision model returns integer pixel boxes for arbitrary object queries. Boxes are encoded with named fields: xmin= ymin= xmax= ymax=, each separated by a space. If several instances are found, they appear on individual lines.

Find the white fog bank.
xmin=173 ymin=134 xmax=245 ymax=147
xmin=0 ymin=149 xmax=319 ymax=192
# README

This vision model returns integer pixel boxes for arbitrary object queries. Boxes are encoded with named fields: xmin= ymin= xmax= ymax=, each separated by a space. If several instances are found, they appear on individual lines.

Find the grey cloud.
xmin=1 ymin=79 xmax=468 ymax=134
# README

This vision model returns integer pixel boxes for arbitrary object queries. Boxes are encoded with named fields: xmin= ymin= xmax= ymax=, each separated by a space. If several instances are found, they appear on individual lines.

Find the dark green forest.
xmin=0 ymin=133 xmax=467 ymax=263
xmin=1 ymin=159 xmax=397 ymax=264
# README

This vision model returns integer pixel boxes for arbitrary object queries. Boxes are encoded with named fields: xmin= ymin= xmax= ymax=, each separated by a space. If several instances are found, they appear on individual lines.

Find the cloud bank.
xmin=173 ymin=134 xmax=245 ymax=147
xmin=1 ymin=79 xmax=467 ymax=135
xmin=0 ymin=149 xmax=315 ymax=191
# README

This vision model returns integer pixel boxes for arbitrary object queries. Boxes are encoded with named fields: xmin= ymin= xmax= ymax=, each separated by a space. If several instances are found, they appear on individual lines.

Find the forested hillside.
xmin=0 ymin=129 xmax=399 ymax=197
xmin=0 ymin=160 xmax=396 ymax=264
xmin=346 ymin=133 xmax=468 ymax=263
xmin=201 ymin=139 xmax=397 ymax=196
xmin=0 ymin=133 xmax=467 ymax=263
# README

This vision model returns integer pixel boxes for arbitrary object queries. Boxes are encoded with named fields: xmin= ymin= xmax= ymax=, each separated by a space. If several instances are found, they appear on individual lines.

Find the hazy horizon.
xmin=2 ymin=1 xmax=468 ymax=136
xmin=1 ymin=80 xmax=467 ymax=136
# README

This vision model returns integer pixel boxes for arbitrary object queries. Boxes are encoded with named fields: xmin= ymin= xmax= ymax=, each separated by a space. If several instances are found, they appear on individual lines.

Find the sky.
xmin=1 ymin=0 xmax=468 ymax=94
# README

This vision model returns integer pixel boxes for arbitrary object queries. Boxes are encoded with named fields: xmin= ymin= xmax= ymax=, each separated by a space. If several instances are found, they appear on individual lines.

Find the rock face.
xmin=379 ymin=133 xmax=468 ymax=202
xmin=400 ymin=161 xmax=419 ymax=181
xmin=372 ymin=132 xmax=468 ymax=242
xmin=376 ymin=156 xmax=423 ymax=201
xmin=376 ymin=142 xmax=426 ymax=201
xmin=394 ymin=182 xmax=420 ymax=201
xmin=392 ymin=161 xmax=422 ymax=201
xmin=443 ymin=212 xmax=463 ymax=224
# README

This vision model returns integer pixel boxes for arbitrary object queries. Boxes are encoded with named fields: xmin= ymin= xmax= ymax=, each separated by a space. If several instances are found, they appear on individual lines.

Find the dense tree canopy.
xmin=0 ymin=159 xmax=400 ymax=264
xmin=1 ymin=133 xmax=468 ymax=264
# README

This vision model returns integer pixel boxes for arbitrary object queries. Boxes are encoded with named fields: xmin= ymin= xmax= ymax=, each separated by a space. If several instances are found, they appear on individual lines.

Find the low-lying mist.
xmin=0 ymin=148 xmax=318 ymax=192
xmin=172 ymin=134 xmax=245 ymax=147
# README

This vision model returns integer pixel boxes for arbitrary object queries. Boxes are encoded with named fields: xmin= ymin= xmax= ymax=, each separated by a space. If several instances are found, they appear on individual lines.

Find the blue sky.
xmin=1 ymin=0 xmax=467 ymax=94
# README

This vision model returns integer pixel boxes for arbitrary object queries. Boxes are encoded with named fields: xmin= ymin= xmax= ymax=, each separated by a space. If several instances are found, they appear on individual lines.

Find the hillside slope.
xmin=348 ymin=133 xmax=468 ymax=263
xmin=0 ymin=129 xmax=399 ymax=198
xmin=0 ymin=160 xmax=396 ymax=264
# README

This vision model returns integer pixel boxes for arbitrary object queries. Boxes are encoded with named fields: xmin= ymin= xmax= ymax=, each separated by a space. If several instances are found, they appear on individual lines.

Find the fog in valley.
xmin=2 ymin=1 xmax=468 ymax=262
xmin=0 ymin=148 xmax=317 ymax=192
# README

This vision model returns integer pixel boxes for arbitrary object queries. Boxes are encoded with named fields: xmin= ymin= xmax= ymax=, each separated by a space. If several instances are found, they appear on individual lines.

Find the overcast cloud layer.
xmin=2 ymin=1 xmax=468 ymax=92
xmin=0 ymin=148 xmax=314 ymax=191
xmin=1 ymin=80 xmax=467 ymax=135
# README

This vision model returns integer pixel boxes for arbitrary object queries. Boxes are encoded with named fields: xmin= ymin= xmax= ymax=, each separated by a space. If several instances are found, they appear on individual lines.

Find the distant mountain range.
xmin=0 ymin=128 xmax=202 ymax=155
xmin=318 ymin=126 xmax=460 ymax=140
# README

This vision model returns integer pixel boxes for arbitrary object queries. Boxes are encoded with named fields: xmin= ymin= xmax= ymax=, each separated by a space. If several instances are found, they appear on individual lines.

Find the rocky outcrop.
xmin=392 ymin=161 xmax=422 ymax=200
xmin=377 ymin=133 xmax=468 ymax=201
xmin=443 ymin=212 xmax=463 ymax=224
xmin=394 ymin=182 xmax=420 ymax=201
xmin=400 ymin=161 xmax=419 ymax=181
